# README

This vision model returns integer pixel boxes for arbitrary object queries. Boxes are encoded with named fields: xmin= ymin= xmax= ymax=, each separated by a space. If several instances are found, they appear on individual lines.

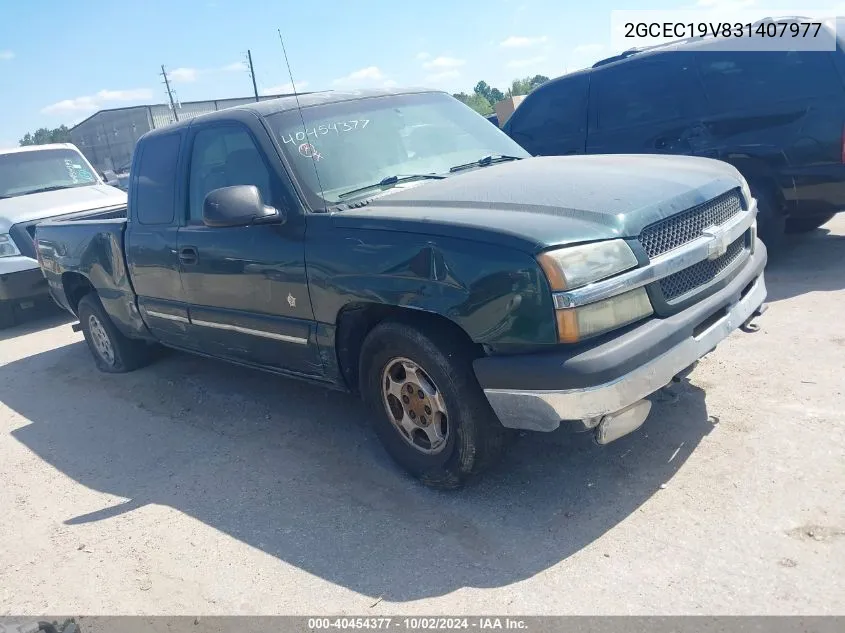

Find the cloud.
xmin=426 ymin=70 xmax=461 ymax=82
xmin=383 ymin=79 xmax=399 ymax=88
xmin=220 ymin=61 xmax=247 ymax=72
xmin=260 ymin=81 xmax=309 ymax=95
xmin=422 ymin=56 xmax=465 ymax=69
xmin=169 ymin=67 xmax=200 ymax=83
xmin=167 ymin=62 xmax=245 ymax=83
xmin=416 ymin=52 xmax=431 ymax=60
xmin=506 ymin=56 xmax=547 ymax=69
xmin=500 ymin=35 xmax=548 ymax=48
xmin=0 ymin=50 xmax=13 ymax=61
xmin=41 ymin=88 xmax=154 ymax=115
xmin=333 ymin=66 xmax=386 ymax=85
xmin=572 ymin=43 xmax=604 ymax=56
xmin=694 ymin=0 xmax=756 ymax=6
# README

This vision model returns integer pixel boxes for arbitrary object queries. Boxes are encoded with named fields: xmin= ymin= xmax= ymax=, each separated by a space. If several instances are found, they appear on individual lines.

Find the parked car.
xmin=35 ymin=89 xmax=766 ymax=488
xmin=0 ymin=143 xmax=127 ymax=328
xmin=503 ymin=16 xmax=845 ymax=248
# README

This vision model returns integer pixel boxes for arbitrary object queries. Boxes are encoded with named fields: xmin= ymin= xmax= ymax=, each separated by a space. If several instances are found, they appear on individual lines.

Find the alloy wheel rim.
xmin=88 ymin=314 xmax=115 ymax=365
xmin=381 ymin=356 xmax=450 ymax=455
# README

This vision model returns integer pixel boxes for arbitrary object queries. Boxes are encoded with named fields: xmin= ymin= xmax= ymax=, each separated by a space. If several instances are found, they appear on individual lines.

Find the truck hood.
xmin=332 ymin=154 xmax=745 ymax=251
xmin=0 ymin=184 xmax=127 ymax=232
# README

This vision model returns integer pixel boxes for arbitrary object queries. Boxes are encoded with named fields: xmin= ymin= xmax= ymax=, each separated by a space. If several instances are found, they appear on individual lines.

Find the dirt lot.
xmin=1 ymin=218 xmax=844 ymax=616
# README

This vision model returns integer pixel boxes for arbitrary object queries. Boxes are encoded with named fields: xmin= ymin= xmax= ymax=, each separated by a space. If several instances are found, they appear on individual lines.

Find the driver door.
xmin=177 ymin=120 xmax=322 ymax=377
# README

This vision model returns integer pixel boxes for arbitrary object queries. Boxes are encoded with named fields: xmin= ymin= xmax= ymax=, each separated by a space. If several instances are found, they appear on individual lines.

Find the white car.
xmin=0 ymin=143 xmax=127 ymax=328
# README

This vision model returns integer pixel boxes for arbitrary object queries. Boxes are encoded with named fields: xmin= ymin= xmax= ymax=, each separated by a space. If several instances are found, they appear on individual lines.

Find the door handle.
xmin=179 ymin=246 xmax=198 ymax=265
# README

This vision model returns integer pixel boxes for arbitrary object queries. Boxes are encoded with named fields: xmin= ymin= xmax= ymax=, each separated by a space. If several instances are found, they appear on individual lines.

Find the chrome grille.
xmin=659 ymin=235 xmax=745 ymax=301
xmin=639 ymin=189 xmax=743 ymax=259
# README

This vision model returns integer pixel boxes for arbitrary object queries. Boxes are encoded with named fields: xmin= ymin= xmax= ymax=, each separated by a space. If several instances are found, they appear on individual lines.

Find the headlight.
xmin=0 ymin=234 xmax=21 ymax=258
xmin=537 ymin=239 xmax=638 ymax=291
xmin=555 ymin=287 xmax=653 ymax=343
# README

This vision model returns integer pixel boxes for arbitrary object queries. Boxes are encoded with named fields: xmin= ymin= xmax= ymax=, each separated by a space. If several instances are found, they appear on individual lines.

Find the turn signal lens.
xmin=556 ymin=287 xmax=653 ymax=343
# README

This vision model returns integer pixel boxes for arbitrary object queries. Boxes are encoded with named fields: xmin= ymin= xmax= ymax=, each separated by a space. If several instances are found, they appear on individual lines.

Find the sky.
xmin=2 ymin=0 xmax=845 ymax=148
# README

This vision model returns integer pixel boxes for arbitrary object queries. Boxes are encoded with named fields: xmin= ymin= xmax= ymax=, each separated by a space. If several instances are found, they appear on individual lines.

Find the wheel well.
xmin=730 ymin=161 xmax=785 ymax=213
xmin=61 ymin=272 xmax=96 ymax=315
xmin=335 ymin=303 xmax=480 ymax=392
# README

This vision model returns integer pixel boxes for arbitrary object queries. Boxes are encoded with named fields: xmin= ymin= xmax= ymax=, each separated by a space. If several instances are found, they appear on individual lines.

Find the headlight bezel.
xmin=0 ymin=233 xmax=21 ymax=258
xmin=537 ymin=239 xmax=639 ymax=292
xmin=537 ymin=239 xmax=654 ymax=344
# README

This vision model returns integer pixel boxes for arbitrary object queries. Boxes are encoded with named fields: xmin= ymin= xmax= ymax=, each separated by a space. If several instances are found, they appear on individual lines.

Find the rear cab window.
xmin=133 ymin=133 xmax=181 ymax=225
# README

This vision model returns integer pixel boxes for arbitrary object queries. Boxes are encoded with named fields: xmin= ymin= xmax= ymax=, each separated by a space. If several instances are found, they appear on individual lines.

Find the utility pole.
xmin=247 ymin=49 xmax=259 ymax=102
xmin=160 ymin=64 xmax=179 ymax=122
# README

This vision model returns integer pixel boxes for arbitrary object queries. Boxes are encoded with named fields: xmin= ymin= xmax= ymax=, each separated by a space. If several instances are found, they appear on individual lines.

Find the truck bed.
xmin=34 ymin=211 xmax=133 ymax=326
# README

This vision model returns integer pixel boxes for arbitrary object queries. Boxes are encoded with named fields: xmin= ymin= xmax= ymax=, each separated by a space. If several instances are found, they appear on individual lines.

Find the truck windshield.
xmin=264 ymin=91 xmax=530 ymax=207
xmin=0 ymin=148 xmax=99 ymax=199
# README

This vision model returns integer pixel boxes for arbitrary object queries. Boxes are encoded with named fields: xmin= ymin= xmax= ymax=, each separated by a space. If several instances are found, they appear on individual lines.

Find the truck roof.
xmin=142 ymin=88 xmax=443 ymax=138
xmin=0 ymin=143 xmax=80 ymax=156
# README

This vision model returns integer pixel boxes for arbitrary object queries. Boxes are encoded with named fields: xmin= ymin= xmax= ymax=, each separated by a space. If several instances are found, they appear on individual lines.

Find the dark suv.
xmin=503 ymin=17 xmax=845 ymax=247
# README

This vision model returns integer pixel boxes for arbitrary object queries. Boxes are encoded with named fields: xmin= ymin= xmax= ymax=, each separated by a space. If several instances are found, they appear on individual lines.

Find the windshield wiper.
xmin=338 ymin=174 xmax=445 ymax=199
xmin=17 ymin=185 xmax=79 ymax=196
xmin=449 ymin=154 xmax=522 ymax=173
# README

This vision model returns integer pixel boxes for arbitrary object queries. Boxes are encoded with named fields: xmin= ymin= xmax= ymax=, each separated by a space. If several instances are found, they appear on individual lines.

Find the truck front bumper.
xmin=0 ymin=257 xmax=49 ymax=303
xmin=474 ymin=244 xmax=767 ymax=435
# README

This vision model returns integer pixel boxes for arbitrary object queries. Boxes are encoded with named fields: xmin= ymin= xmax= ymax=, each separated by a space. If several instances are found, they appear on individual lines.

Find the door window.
xmin=592 ymin=59 xmax=695 ymax=130
xmin=187 ymin=125 xmax=274 ymax=224
xmin=696 ymin=50 xmax=841 ymax=110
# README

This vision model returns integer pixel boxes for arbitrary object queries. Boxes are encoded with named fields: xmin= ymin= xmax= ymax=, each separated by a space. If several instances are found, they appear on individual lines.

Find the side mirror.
xmin=202 ymin=185 xmax=285 ymax=228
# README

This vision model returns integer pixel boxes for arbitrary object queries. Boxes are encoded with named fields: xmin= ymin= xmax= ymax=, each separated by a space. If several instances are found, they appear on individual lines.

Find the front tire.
xmin=751 ymin=184 xmax=786 ymax=253
xmin=77 ymin=293 xmax=151 ymax=373
xmin=786 ymin=212 xmax=836 ymax=234
xmin=359 ymin=320 xmax=510 ymax=489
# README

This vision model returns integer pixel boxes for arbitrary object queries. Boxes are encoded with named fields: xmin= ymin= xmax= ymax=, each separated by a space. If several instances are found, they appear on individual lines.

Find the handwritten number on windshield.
xmin=281 ymin=120 xmax=370 ymax=144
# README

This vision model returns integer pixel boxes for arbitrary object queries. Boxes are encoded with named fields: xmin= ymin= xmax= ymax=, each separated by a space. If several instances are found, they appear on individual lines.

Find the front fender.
xmin=306 ymin=219 xmax=558 ymax=350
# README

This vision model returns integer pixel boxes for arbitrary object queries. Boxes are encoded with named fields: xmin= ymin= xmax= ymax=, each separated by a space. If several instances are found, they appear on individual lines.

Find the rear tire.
xmin=359 ymin=320 xmax=511 ymax=489
xmin=77 ymin=293 xmax=152 ymax=373
xmin=785 ymin=212 xmax=836 ymax=234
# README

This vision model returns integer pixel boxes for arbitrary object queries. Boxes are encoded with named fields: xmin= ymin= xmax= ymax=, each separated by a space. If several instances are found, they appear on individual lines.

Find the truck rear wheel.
xmin=78 ymin=293 xmax=151 ymax=373
xmin=359 ymin=320 xmax=511 ymax=489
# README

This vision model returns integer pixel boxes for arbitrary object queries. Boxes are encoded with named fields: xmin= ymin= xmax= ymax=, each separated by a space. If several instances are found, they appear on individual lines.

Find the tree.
xmin=19 ymin=125 xmax=71 ymax=146
xmin=452 ymin=91 xmax=493 ymax=115
xmin=473 ymin=81 xmax=505 ymax=105
xmin=506 ymin=75 xmax=551 ymax=97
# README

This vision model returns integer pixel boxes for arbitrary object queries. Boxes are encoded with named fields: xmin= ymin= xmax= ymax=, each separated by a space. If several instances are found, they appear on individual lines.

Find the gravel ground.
xmin=1 ymin=217 xmax=843 ymax=616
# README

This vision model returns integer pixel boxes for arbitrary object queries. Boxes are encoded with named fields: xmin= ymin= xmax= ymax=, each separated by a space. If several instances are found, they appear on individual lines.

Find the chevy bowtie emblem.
xmin=702 ymin=226 xmax=730 ymax=260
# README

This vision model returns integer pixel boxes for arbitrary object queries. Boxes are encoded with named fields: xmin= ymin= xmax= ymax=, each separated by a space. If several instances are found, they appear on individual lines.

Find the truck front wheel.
xmin=359 ymin=320 xmax=511 ymax=489
xmin=78 ymin=293 xmax=151 ymax=373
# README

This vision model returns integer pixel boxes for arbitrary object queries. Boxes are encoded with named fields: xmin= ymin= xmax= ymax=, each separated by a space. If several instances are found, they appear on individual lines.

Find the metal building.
xmin=69 ymin=93 xmax=297 ymax=174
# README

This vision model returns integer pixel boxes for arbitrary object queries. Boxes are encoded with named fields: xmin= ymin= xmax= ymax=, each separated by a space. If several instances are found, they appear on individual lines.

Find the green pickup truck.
xmin=34 ymin=89 xmax=767 ymax=488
